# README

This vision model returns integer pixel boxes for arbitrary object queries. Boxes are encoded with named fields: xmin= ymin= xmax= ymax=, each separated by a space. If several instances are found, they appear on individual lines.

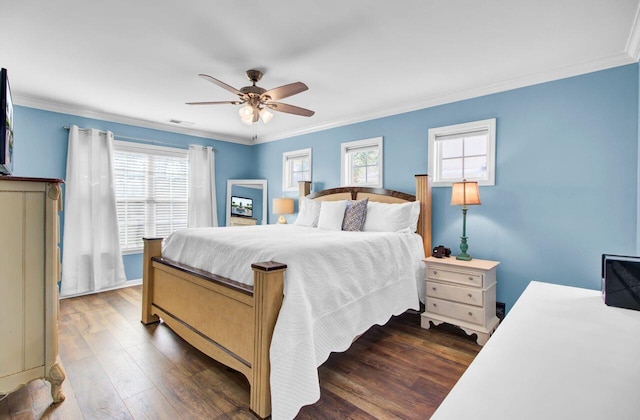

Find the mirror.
xmin=226 ymin=179 xmax=268 ymax=226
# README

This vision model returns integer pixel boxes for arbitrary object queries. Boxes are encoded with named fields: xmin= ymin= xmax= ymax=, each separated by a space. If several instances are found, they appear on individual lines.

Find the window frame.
xmin=282 ymin=148 xmax=312 ymax=192
xmin=341 ymin=137 xmax=383 ymax=188
xmin=428 ymin=118 xmax=496 ymax=187
xmin=113 ymin=140 xmax=189 ymax=254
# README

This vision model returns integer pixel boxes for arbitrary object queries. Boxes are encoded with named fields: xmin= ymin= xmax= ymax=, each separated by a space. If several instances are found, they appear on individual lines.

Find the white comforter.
xmin=162 ymin=224 xmax=425 ymax=419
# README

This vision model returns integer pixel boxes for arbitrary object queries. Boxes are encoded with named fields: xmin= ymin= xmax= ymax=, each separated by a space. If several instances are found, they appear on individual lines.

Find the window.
xmin=428 ymin=118 xmax=496 ymax=186
xmin=282 ymin=148 xmax=312 ymax=192
xmin=114 ymin=141 xmax=188 ymax=253
xmin=341 ymin=137 xmax=383 ymax=188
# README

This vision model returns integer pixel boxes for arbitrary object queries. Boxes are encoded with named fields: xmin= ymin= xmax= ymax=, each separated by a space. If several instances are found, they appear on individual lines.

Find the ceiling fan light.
xmin=260 ymin=108 xmax=273 ymax=124
xmin=239 ymin=105 xmax=254 ymax=118
xmin=239 ymin=105 xmax=256 ymax=125
xmin=240 ymin=115 xmax=254 ymax=125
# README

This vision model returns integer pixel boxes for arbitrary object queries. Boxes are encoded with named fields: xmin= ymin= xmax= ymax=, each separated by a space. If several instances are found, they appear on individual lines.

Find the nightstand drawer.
xmin=426 ymin=281 xmax=484 ymax=307
xmin=426 ymin=297 xmax=484 ymax=326
xmin=427 ymin=267 xmax=483 ymax=287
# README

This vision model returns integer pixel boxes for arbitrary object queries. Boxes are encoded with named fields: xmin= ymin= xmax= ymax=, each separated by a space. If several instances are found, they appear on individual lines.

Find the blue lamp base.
xmin=456 ymin=235 xmax=472 ymax=261
xmin=456 ymin=207 xmax=473 ymax=261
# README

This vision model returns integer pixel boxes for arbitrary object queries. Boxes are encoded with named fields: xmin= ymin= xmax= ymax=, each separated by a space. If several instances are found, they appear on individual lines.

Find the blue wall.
xmin=13 ymin=106 xmax=255 ymax=280
xmin=637 ymin=64 xmax=640 ymax=251
xmin=12 ymin=64 xmax=639 ymax=309
xmin=255 ymin=64 xmax=639 ymax=312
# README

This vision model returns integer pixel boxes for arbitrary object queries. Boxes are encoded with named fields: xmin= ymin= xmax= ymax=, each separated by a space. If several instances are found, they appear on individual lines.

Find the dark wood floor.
xmin=0 ymin=286 xmax=480 ymax=419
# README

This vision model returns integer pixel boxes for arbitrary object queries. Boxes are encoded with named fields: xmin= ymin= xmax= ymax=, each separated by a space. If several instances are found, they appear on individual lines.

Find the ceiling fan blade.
xmin=186 ymin=100 xmax=242 ymax=105
xmin=198 ymin=74 xmax=244 ymax=96
xmin=262 ymin=82 xmax=308 ymax=101
xmin=267 ymin=102 xmax=315 ymax=117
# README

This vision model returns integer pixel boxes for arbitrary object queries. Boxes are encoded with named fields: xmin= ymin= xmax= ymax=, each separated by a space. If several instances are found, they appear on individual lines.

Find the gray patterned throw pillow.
xmin=342 ymin=198 xmax=368 ymax=231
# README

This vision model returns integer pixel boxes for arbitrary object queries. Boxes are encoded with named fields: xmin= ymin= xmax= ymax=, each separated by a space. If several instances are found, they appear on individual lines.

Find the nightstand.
xmin=421 ymin=256 xmax=500 ymax=346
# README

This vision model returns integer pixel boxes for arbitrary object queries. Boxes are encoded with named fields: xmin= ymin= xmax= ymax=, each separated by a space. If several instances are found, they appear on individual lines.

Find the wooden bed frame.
xmin=141 ymin=174 xmax=431 ymax=418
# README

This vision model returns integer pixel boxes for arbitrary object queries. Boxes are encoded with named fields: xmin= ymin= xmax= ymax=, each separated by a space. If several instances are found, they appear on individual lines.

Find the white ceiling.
xmin=3 ymin=1 xmax=640 ymax=145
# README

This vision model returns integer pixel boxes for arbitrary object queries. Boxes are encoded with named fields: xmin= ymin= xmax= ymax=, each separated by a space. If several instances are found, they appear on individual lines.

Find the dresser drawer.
xmin=427 ymin=266 xmax=483 ymax=287
xmin=426 ymin=297 xmax=484 ymax=326
xmin=426 ymin=281 xmax=484 ymax=307
xmin=230 ymin=216 xmax=257 ymax=226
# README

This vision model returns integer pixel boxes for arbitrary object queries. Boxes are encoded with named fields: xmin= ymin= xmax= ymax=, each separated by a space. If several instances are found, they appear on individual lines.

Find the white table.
xmin=432 ymin=281 xmax=640 ymax=420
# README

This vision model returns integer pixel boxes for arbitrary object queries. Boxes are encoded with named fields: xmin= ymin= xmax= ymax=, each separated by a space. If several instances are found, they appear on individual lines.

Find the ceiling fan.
xmin=187 ymin=69 xmax=315 ymax=125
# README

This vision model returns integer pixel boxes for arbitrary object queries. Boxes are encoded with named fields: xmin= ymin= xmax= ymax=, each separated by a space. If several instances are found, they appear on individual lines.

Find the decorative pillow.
xmin=342 ymin=198 xmax=368 ymax=231
xmin=317 ymin=200 xmax=348 ymax=230
xmin=294 ymin=196 xmax=321 ymax=227
xmin=363 ymin=201 xmax=420 ymax=232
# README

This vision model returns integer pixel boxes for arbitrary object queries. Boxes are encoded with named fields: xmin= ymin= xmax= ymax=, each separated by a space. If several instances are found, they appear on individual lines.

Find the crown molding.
xmin=255 ymin=52 xmax=636 ymax=144
xmin=626 ymin=2 xmax=640 ymax=61
xmin=13 ymin=95 xmax=253 ymax=145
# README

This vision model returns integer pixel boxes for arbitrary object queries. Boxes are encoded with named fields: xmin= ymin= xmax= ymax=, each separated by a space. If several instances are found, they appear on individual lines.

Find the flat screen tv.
xmin=0 ymin=68 xmax=14 ymax=175
xmin=231 ymin=196 xmax=253 ymax=218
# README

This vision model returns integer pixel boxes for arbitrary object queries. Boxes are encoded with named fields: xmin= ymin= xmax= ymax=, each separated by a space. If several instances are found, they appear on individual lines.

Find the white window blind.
xmin=113 ymin=141 xmax=188 ymax=253
xmin=282 ymin=148 xmax=312 ymax=192
xmin=428 ymin=119 xmax=496 ymax=186
xmin=341 ymin=137 xmax=383 ymax=188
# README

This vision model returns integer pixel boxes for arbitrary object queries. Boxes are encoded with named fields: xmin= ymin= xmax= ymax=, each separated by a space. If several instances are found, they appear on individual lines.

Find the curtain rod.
xmin=63 ymin=126 xmax=216 ymax=151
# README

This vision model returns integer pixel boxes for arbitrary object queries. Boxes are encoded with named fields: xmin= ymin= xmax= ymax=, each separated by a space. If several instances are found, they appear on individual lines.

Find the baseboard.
xmin=59 ymin=279 xmax=142 ymax=300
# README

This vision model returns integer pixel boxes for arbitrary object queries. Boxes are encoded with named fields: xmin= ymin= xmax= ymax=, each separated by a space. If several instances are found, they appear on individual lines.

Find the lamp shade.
xmin=239 ymin=105 xmax=256 ymax=125
xmin=239 ymin=104 xmax=254 ymax=118
xmin=259 ymin=108 xmax=273 ymax=124
xmin=450 ymin=180 xmax=481 ymax=206
xmin=273 ymin=197 xmax=294 ymax=215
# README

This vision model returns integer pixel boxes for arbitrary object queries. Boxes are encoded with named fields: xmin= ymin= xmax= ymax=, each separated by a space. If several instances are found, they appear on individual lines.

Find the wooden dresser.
xmin=0 ymin=177 xmax=65 ymax=403
xmin=421 ymin=256 xmax=500 ymax=345
xmin=229 ymin=216 xmax=257 ymax=226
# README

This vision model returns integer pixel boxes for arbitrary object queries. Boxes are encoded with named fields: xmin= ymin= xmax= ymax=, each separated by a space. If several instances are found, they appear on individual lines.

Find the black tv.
xmin=231 ymin=196 xmax=253 ymax=218
xmin=0 ymin=68 xmax=13 ymax=175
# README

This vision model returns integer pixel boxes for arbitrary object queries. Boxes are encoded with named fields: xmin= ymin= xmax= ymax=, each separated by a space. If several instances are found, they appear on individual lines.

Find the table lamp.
xmin=273 ymin=197 xmax=294 ymax=224
xmin=450 ymin=180 xmax=481 ymax=261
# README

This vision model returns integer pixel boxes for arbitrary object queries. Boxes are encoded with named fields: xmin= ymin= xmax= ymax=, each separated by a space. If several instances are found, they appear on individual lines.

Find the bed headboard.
xmin=298 ymin=175 xmax=432 ymax=256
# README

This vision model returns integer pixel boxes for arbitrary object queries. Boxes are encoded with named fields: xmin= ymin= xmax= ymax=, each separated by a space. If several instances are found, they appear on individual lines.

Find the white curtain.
xmin=60 ymin=125 xmax=126 ymax=297
xmin=188 ymin=145 xmax=218 ymax=227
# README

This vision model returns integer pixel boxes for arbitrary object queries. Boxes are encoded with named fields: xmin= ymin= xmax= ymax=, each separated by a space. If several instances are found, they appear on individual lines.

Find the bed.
xmin=431 ymin=281 xmax=640 ymax=419
xmin=141 ymin=175 xmax=431 ymax=419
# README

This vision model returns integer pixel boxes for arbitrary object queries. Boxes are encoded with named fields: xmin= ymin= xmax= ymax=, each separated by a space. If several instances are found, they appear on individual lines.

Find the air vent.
xmin=169 ymin=119 xmax=195 ymax=126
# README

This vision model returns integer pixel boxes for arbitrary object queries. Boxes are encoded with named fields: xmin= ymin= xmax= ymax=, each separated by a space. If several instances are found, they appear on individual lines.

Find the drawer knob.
xmin=432 ymin=303 xmax=437 ymax=307
xmin=468 ymin=312 xmax=473 ymax=317
xmin=433 ymin=271 xmax=438 ymax=275
xmin=468 ymin=276 xmax=474 ymax=281
xmin=467 ymin=293 xmax=473 ymax=298
xmin=432 ymin=287 xmax=437 ymax=291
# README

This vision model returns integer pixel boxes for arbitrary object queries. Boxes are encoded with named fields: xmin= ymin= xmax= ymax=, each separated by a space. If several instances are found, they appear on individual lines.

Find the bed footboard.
xmin=141 ymin=237 xmax=286 ymax=418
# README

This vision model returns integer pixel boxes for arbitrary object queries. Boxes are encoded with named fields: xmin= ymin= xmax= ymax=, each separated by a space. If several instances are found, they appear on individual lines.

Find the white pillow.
xmin=409 ymin=200 xmax=420 ymax=233
xmin=294 ymin=196 xmax=321 ymax=227
xmin=317 ymin=200 xmax=348 ymax=230
xmin=363 ymin=201 xmax=420 ymax=232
